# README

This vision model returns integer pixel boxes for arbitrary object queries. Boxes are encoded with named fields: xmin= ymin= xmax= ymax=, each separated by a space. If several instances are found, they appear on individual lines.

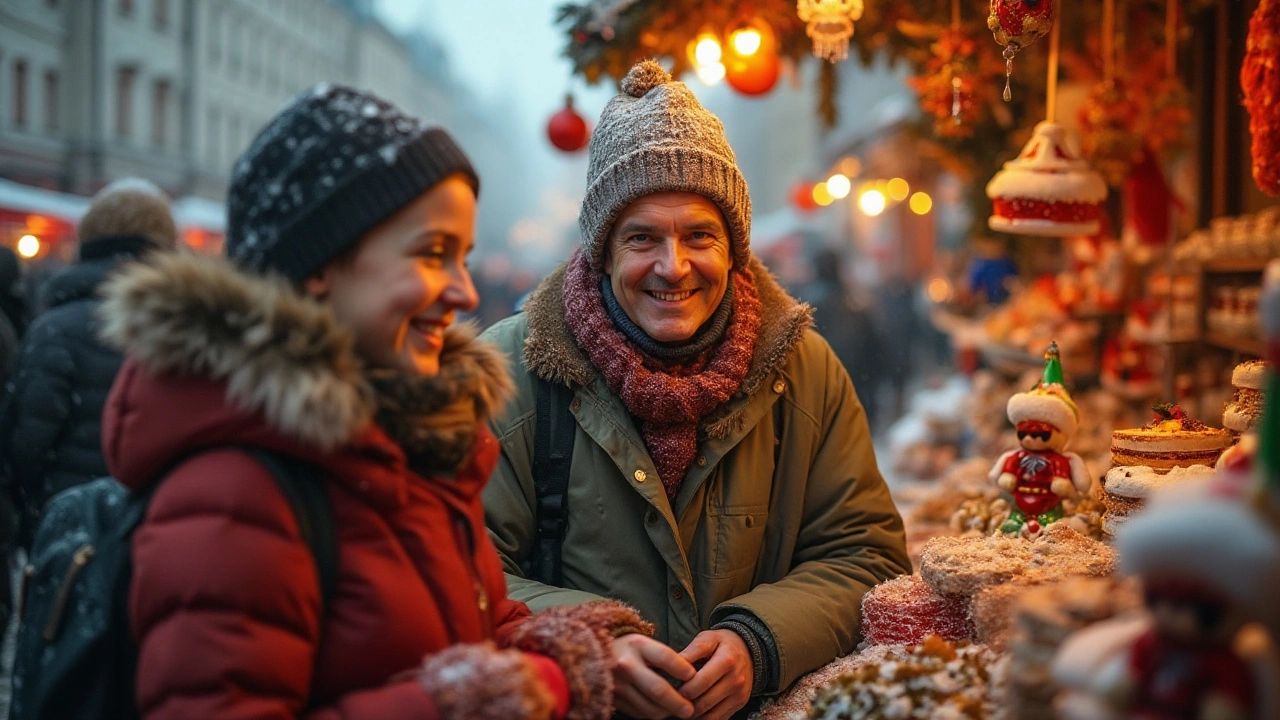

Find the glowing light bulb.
xmin=695 ymin=62 xmax=725 ymax=85
xmin=812 ymin=182 xmax=835 ymax=206
xmin=887 ymin=178 xmax=910 ymax=202
xmin=694 ymin=36 xmax=723 ymax=66
xmin=16 ymin=234 xmax=39 ymax=258
xmin=858 ymin=190 xmax=886 ymax=216
xmin=910 ymin=192 xmax=933 ymax=215
xmin=730 ymin=28 xmax=763 ymax=56
xmin=825 ymin=173 xmax=852 ymax=200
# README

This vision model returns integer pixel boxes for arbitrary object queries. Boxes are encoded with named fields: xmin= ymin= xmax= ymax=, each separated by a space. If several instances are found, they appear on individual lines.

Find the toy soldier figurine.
xmin=989 ymin=342 xmax=1092 ymax=535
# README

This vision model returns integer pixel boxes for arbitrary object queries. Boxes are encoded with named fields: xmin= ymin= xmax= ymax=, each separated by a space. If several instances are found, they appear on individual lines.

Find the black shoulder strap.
xmin=243 ymin=448 xmax=338 ymax=610
xmin=525 ymin=378 xmax=576 ymax=585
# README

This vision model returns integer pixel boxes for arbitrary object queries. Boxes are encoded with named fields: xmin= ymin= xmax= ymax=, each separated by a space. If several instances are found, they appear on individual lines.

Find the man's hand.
xmin=677 ymin=630 xmax=753 ymax=720
xmin=611 ymin=633 xmax=696 ymax=719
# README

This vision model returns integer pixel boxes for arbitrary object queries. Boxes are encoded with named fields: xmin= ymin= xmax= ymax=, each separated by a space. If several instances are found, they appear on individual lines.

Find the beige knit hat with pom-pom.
xmin=579 ymin=60 xmax=751 ymax=271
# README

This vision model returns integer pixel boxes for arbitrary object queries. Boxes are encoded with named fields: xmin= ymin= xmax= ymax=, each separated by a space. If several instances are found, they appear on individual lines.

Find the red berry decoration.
xmin=1243 ymin=0 xmax=1280 ymax=195
xmin=547 ymin=95 xmax=590 ymax=153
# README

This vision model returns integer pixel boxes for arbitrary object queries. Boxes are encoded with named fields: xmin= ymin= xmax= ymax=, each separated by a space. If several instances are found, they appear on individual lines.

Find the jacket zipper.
xmin=43 ymin=544 xmax=95 ymax=642
xmin=452 ymin=516 xmax=492 ymax=636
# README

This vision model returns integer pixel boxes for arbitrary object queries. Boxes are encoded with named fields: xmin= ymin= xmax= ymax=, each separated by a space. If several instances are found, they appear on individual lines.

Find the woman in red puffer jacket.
xmin=96 ymin=84 xmax=649 ymax=720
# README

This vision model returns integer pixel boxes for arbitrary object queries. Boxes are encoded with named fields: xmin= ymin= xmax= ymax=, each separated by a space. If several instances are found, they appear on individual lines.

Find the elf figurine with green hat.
xmin=989 ymin=342 xmax=1093 ymax=535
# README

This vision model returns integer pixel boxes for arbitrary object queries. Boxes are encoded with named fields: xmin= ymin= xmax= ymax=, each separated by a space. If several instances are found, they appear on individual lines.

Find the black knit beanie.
xmin=225 ymin=83 xmax=479 ymax=284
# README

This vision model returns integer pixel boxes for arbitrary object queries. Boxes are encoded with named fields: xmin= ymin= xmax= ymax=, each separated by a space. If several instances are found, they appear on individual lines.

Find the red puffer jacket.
xmin=98 ymin=254 xmax=650 ymax=720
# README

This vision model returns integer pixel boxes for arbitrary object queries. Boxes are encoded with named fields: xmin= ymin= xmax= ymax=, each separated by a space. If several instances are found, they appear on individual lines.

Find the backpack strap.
xmin=242 ymin=448 xmax=338 ymax=612
xmin=524 ymin=378 xmax=576 ymax=586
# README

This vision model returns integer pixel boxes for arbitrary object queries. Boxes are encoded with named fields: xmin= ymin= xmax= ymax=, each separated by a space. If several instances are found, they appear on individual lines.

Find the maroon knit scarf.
xmin=563 ymin=249 xmax=761 ymax=498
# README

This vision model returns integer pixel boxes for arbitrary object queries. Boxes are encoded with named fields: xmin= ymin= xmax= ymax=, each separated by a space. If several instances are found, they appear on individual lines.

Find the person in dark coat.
xmin=808 ymin=247 xmax=886 ymax=432
xmin=0 ymin=245 xmax=26 ymax=381
xmin=0 ymin=178 xmax=178 ymax=547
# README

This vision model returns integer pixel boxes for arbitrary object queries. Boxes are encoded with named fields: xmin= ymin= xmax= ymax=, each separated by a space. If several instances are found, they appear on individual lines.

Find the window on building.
xmin=43 ymin=69 xmax=58 ymax=133
xmin=229 ymin=114 xmax=241 ymax=163
xmin=13 ymin=59 xmax=28 ymax=128
xmin=116 ymin=65 xmax=136 ymax=139
xmin=207 ymin=107 xmax=220 ymax=165
xmin=151 ymin=79 xmax=169 ymax=147
xmin=154 ymin=0 xmax=168 ymax=30
xmin=209 ymin=8 xmax=221 ymax=66
xmin=119 ymin=0 xmax=133 ymax=17
xmin=229 ymin=17 xmax=241 ymax=76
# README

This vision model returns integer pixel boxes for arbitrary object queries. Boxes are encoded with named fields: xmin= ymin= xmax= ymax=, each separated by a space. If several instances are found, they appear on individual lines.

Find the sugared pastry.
xmin=1099 ymin=464 xmax=1216 ymax=536
xmin=860 ymin=575 xmax=973 ymax=646
xmin=808 ymin=636 xmax=1001 ymax=720
xmin=919 ymin=524 xmax=1115 ymax=598
xmin=987 ymin=122 xmax=1108 ymax=237
xmin=1224 ymin=360 xmax=1269 ymax=432
xmin=1110 ymin=403 xmax=1231 ymax=471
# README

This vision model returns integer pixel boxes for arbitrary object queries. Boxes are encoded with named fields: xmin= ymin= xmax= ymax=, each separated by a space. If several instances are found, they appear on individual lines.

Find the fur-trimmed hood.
xmin=97 ymin=252 xmax=512 ymax=484
xmin=521 ymin=255 xmax=812 ymax=437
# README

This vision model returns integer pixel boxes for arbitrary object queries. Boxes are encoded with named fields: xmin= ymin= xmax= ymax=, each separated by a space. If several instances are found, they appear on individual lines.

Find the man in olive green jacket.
xmin=482 ymin=60 xmax=909 ymax=720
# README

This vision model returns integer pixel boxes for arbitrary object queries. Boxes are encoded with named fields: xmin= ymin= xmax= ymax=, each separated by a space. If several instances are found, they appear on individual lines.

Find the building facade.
xmin=0 ymin=0 xmax=477 ymax=203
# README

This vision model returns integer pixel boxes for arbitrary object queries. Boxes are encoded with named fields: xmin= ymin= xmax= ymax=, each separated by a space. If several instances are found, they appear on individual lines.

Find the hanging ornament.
xmin=1141 ymin=73 xmax=1192 ymax=162
xmin=724 ymin=21 xmax=780 ymax=96
xmin=986 ymin=122 xmax=1108 ymax=236
xmin=797 ymin=0 xmax=865 ymax=63
xmin=907 ymin=29 xmax=997 ymax=139
xmin=546 ymin=95 xmax=590 ymax=153
xmin=1078 ymin=80 xmax=1143 ymax=187
xmin=1242 ymin=0 xmax=1280 ymax=196
xmin=987 ymin=0 xmax=1055 ymax=101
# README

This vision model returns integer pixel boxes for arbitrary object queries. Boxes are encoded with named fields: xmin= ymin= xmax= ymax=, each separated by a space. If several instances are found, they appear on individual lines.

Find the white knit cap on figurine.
xmin=1006 ymin=341 xmax=1080 ymax=436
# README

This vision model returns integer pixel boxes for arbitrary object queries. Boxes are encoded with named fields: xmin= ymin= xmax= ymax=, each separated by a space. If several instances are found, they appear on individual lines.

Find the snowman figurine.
xmin=989 ymin=342 xmax=1093 ymax=535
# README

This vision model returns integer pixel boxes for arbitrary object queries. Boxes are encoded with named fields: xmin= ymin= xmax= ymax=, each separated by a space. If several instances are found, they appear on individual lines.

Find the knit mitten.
xmin=417 ymin=643 xmax=555 ymax=720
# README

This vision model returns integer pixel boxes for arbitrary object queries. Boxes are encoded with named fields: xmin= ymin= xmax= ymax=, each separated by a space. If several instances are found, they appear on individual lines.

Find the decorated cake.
xmin=860 ymin=574 xmax=973 ymax=646
xmin=986 ymin=122 xmax=1108 ymax=237
xmin=1224 ymin=359 xmax=1269 ymax=432
xmin=1109 ymin=403 xmax=1231 ymax=471
xmin=1099 ymin=464 xmax=1216 ymax=536
xmin=919 ymin=523 xmax=1116 ymax=598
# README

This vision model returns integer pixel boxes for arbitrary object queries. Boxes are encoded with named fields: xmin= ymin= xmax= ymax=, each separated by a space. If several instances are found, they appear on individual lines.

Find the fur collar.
xmin=522 ymin=256 xmax=812 ymax=437
xmin=97 ymin=252 xmax=512 ymax=455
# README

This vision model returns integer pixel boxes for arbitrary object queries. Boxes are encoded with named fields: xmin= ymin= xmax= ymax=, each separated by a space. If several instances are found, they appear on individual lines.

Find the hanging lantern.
xmin=546 ymin=95 xmax=590 ymax=153
xmin=797 ymin=0 xmax=865 ymax=62
xmin=986 ymin=122 xmax=1107 ymax=237
xmin=723 ymin=21 xmax=780 ymax=96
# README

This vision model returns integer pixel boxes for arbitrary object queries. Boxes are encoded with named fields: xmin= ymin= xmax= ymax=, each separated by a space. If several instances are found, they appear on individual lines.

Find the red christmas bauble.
xmin=791 ymin=181 xmax=819 ymax=212
xmin=547 ymin=95 xmax=590 ymax=152
xmin=724 ymin=48 xmax=779 ymax=96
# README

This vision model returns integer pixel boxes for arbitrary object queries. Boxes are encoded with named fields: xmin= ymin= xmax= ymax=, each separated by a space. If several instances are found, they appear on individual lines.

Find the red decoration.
xmin=791 ymin=181 xmax=819 ymax=212
xmin=988 ymin=0 xmax=1054 ymax=49
xmin=724 ymin=46 xmax=780 ymax=96
xmin=1242 ymin=0 xmax=1280 ymax=195
xmin=546 ymin=95 xmax=590 ymax=153
xmin=907 ymin=28 xmax=1001 ymax=140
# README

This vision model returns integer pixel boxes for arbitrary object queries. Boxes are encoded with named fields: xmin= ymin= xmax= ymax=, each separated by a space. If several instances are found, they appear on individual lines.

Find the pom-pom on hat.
xmin=579 ymin=60 xmax=751 ymax=272
xmin=1007 ymin=341 xmax=1080 ymax=436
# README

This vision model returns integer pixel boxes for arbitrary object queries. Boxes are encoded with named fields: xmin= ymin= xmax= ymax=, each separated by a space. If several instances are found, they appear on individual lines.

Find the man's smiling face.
xmin=604 ymin=192 xmax=731 ymax=343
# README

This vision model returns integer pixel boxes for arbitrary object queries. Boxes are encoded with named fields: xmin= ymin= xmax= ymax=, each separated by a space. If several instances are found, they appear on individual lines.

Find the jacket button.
xmin=696 ymin=455 xmax=707 ymax=467
xmin=646 ymin=509 xmax=658 ymax=524
xmin=570 ymin=398 xmax=581 ymax=412
xmin=671 ymin=586 xmax=684 ymax=601
xmin=746 ymin=516 xmax=755 ymax=528
xmin=772 ymin=380 xmax=786 ymax=394
xmin=634 ymin=470 xmax=646 ymax=482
